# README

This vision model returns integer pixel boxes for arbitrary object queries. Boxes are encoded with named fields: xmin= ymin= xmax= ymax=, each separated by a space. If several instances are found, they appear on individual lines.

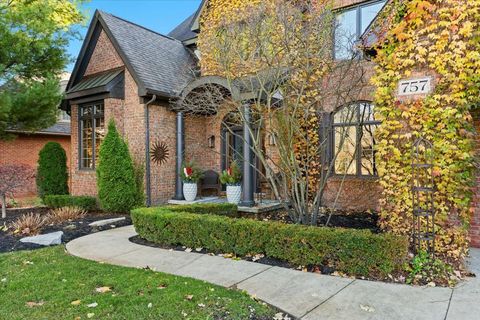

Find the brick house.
xmin=63 ymin=0 xmax=480 ymax=247
xmin=0 ymin=76 xmax=71 ymax=199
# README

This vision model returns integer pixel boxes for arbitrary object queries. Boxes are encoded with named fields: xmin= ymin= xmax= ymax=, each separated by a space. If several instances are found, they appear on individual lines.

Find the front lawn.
xmin=0 ymin=246 xmax=276 ymax=320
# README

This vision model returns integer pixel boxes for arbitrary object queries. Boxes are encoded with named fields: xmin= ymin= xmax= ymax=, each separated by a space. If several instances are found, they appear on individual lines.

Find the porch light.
xmin=208 ymin=135 xmax=215 ymax=148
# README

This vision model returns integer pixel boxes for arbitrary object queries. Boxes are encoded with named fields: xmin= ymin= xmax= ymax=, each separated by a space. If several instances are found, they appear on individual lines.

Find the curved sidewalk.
xmin=66 ymin=226 xmax=480 ymax=320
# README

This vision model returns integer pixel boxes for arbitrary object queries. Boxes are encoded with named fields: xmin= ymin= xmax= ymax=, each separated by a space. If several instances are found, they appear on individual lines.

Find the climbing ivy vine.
xmin=370 ymin=0 xmax=480 ymax=262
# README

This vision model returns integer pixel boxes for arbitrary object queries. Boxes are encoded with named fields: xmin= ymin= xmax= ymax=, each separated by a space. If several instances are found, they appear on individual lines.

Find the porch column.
xmin=241 ymin=103 xmax=255 ymax=207
xmin=174 ymin=111 xmax=185 ymax=200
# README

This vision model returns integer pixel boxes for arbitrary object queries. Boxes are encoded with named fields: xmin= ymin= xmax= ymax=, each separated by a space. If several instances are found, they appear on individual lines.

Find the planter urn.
xmin=226 ymin=184 xmax=242 ymax=205
xmin=183 ymin=182 xmax=198 ymax=202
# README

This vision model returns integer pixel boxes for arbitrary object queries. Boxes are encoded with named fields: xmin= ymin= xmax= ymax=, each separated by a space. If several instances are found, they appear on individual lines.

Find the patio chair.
xmin=199 ymin=170 xmax=221 ymax=196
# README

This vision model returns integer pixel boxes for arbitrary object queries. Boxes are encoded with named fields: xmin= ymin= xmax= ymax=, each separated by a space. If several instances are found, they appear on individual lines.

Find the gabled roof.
xmin=168 ymin=13 xmax=197 ymax=42
xmin=67 ymin=10 xmax=196 ymax=99
xmin=168 ymin=0 xmax=207 ymax=43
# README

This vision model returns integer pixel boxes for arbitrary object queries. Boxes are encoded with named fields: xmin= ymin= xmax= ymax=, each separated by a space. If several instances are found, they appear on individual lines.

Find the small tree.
xmin=0 ymin=165 xmax=35 ymax=218
xmin=97 ymin=120 xmax=139 ymax=213
xmin=36 ymin=142 xmax=69 ymax=200
xmin=0 ymin=0 xmax=85 ymax=139
xmin=178 ymin=1 xmax=368 ymax=225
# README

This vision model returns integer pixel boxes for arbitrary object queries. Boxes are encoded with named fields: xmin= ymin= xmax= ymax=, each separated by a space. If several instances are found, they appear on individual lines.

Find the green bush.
xmin=132 ymin=205 xmax=409 ymax=277
xmin=165 ymin=203 xmax=238 ymax=216
xmin=36 ymin=142 xmax=69 ymax=200
xmin=97 ymin=120 xmax=140 ymax=213
xmin=44 ymin=195 xmax=97 ymax=211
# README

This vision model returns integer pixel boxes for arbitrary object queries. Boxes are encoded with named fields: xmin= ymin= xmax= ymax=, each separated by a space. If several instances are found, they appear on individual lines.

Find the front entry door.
xmin=222 ymin=128 xmax=260 ymax=192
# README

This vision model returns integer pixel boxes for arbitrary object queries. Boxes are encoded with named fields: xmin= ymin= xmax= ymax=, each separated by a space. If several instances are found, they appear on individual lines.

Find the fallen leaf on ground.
xmin=185 ymin=248 xmax=192 ymax=253
xmin=360 ymin=304 xmax=375 ymax=313
xmin=71 ymin=300 xmax=81 ymax=306
xmin=26 ymin=301 xmax=44 ymax=308
xmin=23 ymin=260 xmax=34 ymax=265
xmin=157 ymin=284 xmax=167 ymax=289
xmin=87 ymin=302 xmax=98 ymax=308
xmin=87 ymin=313 xmax=95 ymax=318
xmin=198 ymin=303 xmax=205 ymax=308
xmin=195 ymin=248 xmax=203 ymax=252
xmin=252 ymin=254 xmax=264 ymax=262
xmin=185 ymin=295 xmax=194 ymax=301
xmin=95 ymin=286 xmax=111 ymax=293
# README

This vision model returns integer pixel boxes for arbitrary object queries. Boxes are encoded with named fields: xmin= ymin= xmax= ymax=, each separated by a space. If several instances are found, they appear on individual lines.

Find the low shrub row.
xmin=164 ymin=203 xmax=238 ymax=216
xmin=44 ymin=195 xmax=97 ymax=211
xmin=131 ymin=205 xmax=409 ymax=277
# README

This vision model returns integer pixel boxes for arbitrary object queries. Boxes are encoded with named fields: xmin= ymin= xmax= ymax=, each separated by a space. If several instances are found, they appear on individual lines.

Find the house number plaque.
xmin=398 ymin=77 xmax=432 ymax=96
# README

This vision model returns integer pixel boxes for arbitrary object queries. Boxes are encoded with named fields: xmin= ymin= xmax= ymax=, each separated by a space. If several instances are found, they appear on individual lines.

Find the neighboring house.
xmin=0 ymin=75 xmax=72 ymax=199
xmin=63 ymin=0 xmax=480 ymax=247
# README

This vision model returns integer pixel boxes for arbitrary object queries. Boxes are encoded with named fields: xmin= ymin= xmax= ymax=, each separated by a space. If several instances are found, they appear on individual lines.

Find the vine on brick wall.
xmin=370 ymin=0 xmax=480 ymax=262
xmin=198 ymin=0 xmax=333 ymax=199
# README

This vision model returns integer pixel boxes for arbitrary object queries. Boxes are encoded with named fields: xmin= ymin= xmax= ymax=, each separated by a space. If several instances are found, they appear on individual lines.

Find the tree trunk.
xmin=1 ymin=193 xmax=6 ymax=219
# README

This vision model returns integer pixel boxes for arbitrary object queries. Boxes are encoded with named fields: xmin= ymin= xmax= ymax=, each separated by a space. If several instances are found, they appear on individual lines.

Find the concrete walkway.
xmin=66 ymin=226 xmax=480 ymax=320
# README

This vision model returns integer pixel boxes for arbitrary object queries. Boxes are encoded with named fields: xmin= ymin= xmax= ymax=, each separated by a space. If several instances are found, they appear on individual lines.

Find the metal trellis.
xmin=412 ymin=137 xmax=436 ymax=256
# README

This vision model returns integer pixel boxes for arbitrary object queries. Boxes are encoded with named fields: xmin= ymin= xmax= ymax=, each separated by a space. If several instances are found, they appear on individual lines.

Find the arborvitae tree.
xmin=97 ymin=120 xmax=139 ymax=213
xmin=36 ymin=142 xmax=69 ymax=200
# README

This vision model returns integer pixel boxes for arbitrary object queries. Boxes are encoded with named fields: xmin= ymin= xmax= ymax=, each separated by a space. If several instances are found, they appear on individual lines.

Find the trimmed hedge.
xmin=132 ymin=205 xmax=409 ymax=277
xmin=164 ymin=203 xmax=238 ymax=216
xmin=44 ymin=195 xmax=97 ymax=211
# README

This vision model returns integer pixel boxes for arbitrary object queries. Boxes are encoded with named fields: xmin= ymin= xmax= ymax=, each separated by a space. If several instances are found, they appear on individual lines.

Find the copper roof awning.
xmin=66 ymin=69 xmax=124 ymax=100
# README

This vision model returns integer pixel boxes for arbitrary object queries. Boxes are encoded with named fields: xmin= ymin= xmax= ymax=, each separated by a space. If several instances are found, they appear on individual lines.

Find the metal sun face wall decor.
xmin=150 ymin=141 xmax=170 ymax=165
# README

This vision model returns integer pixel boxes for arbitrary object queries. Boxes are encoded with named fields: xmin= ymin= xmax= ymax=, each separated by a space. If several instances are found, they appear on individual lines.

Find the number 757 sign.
xmin=398 ymin=77 xmax=432 ymax=96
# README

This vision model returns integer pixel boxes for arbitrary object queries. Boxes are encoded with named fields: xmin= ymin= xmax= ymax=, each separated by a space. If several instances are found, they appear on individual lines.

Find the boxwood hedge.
xmin=131 ymin=204 xmax=408 ymax=277
xmin=44 ymin=195 xmax=97 ymax=211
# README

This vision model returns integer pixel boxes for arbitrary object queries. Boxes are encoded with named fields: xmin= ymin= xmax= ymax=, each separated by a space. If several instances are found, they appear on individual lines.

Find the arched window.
xmin=331 ymin=101 xmax=380 ymax=176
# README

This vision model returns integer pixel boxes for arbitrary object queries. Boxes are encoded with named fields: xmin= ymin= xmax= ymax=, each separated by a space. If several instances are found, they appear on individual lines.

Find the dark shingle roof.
xmin=98 ymin=11 xmax=196 ymax=97
xmin=168 ymin=13 xmax=198 ymax=42
xmin=37 ymin=122 xmax=71 ymax=136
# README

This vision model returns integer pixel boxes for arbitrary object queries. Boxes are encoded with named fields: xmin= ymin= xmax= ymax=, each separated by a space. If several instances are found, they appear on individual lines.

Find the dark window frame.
xmin=78 ymin=101 xmax=104 ymax=170
xmin=330 ymin=101 xmax=381 ymax=178
xmin=333 ymin=0 xmax=387 ymax=60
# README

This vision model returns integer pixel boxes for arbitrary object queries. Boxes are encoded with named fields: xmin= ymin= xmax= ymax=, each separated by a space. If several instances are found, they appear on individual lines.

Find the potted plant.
xmin=180 ymin=161 xmax=203 ymax=202
xmin=220 ymin=161 xmax=242 ymax=204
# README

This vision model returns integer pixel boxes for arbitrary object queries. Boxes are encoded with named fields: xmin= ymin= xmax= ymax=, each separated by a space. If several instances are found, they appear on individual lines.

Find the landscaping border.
xmin=132 ymin=204 xmax=409 ymax=277
xmin=44 ymin=195 xmax=97 ymax=211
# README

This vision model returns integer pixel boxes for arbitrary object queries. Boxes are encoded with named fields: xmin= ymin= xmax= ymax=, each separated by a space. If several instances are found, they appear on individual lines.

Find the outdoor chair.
xmin=199 ymin=170 xmax=221 ymax=196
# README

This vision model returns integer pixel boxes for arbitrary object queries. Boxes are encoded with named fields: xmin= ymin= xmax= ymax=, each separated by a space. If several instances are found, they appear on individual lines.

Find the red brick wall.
xmin=70 ymin=27 xmax=130 ymax=198
xmin=84 ymin=30 xmax=123 ymax=76
xmin=0 ymin=133 xmax=71 ymax=198
xmin=470 ymin=111 xmax=480 ymax=248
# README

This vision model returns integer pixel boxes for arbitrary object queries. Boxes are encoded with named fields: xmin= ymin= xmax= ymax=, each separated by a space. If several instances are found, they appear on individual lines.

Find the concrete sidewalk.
xmin=66 ymin=226 xmax=480 ymax=320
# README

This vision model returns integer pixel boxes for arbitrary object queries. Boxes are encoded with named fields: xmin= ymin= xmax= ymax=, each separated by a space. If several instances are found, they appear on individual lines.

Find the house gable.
xmin=84 ymin=29 xmax=124 ymax=76
xmin=67 ymin=10 xmax=195 ymax=100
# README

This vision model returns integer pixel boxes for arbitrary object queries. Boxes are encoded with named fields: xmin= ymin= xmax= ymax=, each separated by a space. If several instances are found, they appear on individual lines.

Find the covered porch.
xmin=168 ymin=76 xmax=280 ymax=211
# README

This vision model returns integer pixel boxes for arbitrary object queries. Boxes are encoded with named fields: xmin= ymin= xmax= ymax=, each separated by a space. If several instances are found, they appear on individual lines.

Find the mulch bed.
xmin=0 ymin=207 xmax=132 ymax=253
xmin=235 ymin=209 xmax=380 ymax=232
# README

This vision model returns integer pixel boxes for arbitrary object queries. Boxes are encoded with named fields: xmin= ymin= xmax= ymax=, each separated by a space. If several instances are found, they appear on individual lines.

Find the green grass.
xmin=0 ymin=247 xmax=275 ymax=320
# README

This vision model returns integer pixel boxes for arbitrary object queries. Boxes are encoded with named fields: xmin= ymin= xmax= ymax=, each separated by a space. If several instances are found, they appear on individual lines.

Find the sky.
xmin=66 ymin=0 xmax=202 ymax=72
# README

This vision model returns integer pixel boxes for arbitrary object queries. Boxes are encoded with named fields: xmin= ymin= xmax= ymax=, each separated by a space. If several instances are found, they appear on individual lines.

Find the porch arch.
xmin=180 ymin=76 xmax=241 ymax=102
